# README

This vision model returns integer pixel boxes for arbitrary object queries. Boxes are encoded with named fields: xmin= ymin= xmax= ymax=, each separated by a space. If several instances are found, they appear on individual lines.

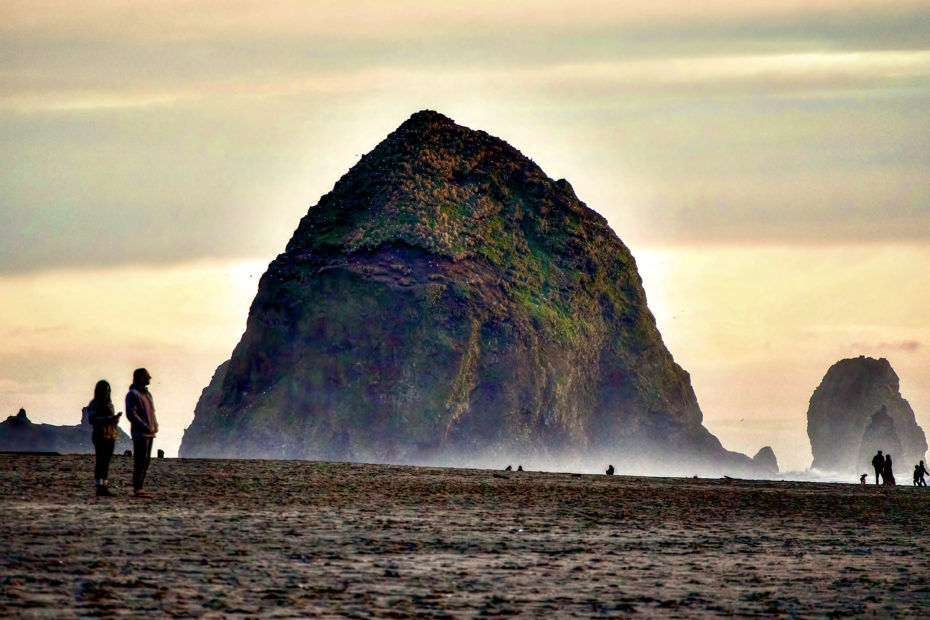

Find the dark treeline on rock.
xmin=180 ymin=110 xmax=764 ymax=476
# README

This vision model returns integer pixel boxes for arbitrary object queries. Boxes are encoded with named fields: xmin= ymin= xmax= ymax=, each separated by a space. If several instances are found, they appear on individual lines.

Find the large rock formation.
xmin=180 ymin=110 xmax=759 ymax=475
xmin=0 ymin=408 xmax=132 ymax=454
xmin=807 ymin=356 xmax=926 ymax=473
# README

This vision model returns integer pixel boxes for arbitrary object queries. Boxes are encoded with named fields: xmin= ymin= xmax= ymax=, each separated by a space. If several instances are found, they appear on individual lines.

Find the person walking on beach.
xmin=882 ymin=454 xmax=895 ymax=486
xmin=871 ymin=450 xmax=884 ymax=485
xmin=914 ymin=461 xmax=929 ymax=487
xmin=125 ymin=368 xmax=158 ymax=498
xmin=86 ymin=380 xmax=122 ymax=497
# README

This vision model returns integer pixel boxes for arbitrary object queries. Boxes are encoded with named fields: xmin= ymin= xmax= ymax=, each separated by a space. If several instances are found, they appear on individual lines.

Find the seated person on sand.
xmin=606 ymin=465 xmax=614 ymax=476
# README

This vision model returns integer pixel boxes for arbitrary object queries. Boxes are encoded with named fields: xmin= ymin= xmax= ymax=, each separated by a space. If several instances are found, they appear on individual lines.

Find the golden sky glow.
xmin=2 ymin=1 xmax=928 ymax=471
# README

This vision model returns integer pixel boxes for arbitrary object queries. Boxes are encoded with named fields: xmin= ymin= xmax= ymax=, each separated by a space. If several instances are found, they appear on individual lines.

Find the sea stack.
xmin=807 ymin=356 xmax=926 ymax=473
xmin=180 ymin=110 xmax=757 ymax=475
xmin=752 ymin=446 xmax=779 ymax=474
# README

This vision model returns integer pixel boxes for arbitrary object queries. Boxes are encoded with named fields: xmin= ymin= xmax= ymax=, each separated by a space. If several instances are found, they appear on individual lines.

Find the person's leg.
xmin=132 ymin=436 xmax=147 ymax=492
xmin=136 ymin=437 xmax=153 ymax=492
xmin=100 ymin=438 xmax=115 ymax=484
xmin=93 ymin=435 xmax=105 ymax=483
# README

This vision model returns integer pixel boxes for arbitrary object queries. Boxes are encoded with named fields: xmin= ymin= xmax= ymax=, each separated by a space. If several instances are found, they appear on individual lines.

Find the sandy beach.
xmin=2 ymin=454 xmax=930 ymax=618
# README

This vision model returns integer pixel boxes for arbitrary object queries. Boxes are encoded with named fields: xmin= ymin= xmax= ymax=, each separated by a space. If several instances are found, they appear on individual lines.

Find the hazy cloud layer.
xmin=2 ymin=1 xmax=929 ymax=273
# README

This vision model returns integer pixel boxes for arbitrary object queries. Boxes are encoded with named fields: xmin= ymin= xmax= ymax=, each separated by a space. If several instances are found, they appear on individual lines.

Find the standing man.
xmin=871 ymin=450 xmax=884 ymax=486
xmin=126 ymin=368 xmax=158 ymax=498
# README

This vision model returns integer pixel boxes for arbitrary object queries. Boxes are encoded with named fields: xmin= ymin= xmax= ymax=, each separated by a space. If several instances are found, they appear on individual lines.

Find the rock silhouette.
xmin=857 ymin=407 xmax=904 ymax=474
xmin=752 ymin=446 xmax=779 ymax=474
xmin=807 ymin=356 xmax=926 ymax=473
xmin=0 ymin=408 xmax=131 ymax=455
xmin=180 ymin=110 xmax=760 ymax=475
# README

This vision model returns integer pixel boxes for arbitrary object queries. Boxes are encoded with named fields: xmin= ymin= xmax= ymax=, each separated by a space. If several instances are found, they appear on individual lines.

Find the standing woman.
xmin=87 ymin=380 xmax=122 ymax=496
xmin=883 ymin=454 xmax=896 ymax=486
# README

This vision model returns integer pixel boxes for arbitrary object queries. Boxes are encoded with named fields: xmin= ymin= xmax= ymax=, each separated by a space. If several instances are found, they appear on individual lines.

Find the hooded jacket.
xmin=125 ymin=384 xmax=158 ymax=438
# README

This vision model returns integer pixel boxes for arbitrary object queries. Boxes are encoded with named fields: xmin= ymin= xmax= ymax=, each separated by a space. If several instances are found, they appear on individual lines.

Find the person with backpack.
xmin=85 ymin=380 xmax=122 ymax=497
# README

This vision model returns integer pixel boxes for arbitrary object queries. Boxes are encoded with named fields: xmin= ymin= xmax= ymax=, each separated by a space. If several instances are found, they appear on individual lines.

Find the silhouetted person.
xmin=504 ymin=465 xmax=512 ymax=471
xmin=86 ymin=380 xmax=122 ymax=497
xmin=517 ymin=465 xmax=523 ymax=472
xmin=914 ymin=461 xmax=928 ymax=487
xmin=606 ymin=465 xmax=615 ymax=476
xmin=859 ymin=474 xmax=867 ymax=485
xmin=125 ymin=368 xmax=158 ymax=498
xmin=883 ymin=454 xmax=895 ymax=486
xmin=871 ymin=450 xmax=884 ymax=485
xmin=157 ymin=449 xmax=164 ymax=459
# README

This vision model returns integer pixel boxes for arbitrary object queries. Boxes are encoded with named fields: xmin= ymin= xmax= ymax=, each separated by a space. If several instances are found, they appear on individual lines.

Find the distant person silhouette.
xmin=606 ymin=465 xmax=615 ymax=476
xmin=914 ymin=461 xmax=928 ymax=487
xmin=125 ymin=368 xmax=158 ymax=498
xmin=517 ymin=465 xmax=523 ymax=472
xmin=871 ymin=450 xmax=884 ymax=485
xmin=86 ymin=380 xmax=121 ymax=497
xmin=504 ymin=465 xmax=512 ymax=471
xmin=859 ymin=474 xmax=867 ymax=485
xmin=883 ymin=454 xmax=895 ymax=486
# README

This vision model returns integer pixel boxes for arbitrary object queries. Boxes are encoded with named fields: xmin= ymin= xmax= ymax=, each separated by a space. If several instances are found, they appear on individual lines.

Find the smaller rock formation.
xmin=752 ymin=446 xmax=779 ymax=474
xmin=857 ymin=406 xmax=903 ymax=472
xmin=0 ymin=408 xmax=132 ymax=455
xmin=807 ymin=357 xmax=927 ymax=473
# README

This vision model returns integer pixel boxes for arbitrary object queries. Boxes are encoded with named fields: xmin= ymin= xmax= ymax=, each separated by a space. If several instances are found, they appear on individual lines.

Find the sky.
xmin=2 ymin=0 xmax=928 ymax=472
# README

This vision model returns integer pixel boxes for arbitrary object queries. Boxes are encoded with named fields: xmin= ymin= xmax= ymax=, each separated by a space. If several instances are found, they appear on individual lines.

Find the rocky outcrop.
xmin=0 ymin=408 xmax=132 ymax=455
xmin=856 ymin=406 xmax=903 ymax=473
xmin=180 ymin=110 xmax=761 ymax=476
xmin=807 ymin=356 xmax=926 ymax=473
xmin=752 ymin=446 xmax=779 ymax=474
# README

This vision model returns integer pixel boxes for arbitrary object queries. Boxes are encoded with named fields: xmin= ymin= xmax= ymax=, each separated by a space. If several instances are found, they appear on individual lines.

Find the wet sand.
xmin=2 ymin=454 xmax=930 ymax=618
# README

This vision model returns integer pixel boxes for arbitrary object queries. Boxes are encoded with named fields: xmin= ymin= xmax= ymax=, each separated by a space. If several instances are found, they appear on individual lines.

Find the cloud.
xmin=851 ymin=340 xmax=923 ymax=353
xmin=8 ymin=49 xmax=929 ymax=114
xmin=1 ymin=0 xmax=929 ymax=273
xmin=4 ymin=1 xmax=927 ymax=42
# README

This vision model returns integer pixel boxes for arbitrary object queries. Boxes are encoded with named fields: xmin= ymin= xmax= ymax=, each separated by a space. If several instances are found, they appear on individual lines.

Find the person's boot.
xmin=96 ymin=484 xmax=114 ymax=497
